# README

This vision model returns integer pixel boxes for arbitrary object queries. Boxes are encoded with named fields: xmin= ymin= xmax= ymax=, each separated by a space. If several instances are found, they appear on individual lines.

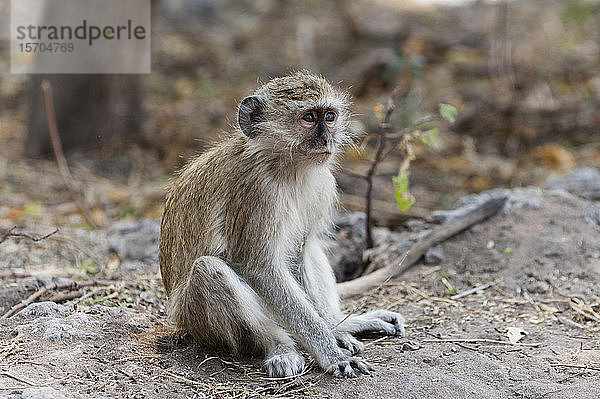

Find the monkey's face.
xmin=237 ymin=72 xmax=352 ymax=167
xmin=295 ymin=107 xmax=341 ymax=163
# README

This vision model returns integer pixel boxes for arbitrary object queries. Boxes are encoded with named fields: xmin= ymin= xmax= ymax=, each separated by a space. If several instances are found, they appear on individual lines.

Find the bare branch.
xmin=1 ymin=278 xmax=124 ymax=318
xmin=0 ymin=226 xmax=59 ymax=244
xmin=363 ymin=87 xmax=401 ymax=248
xmin=384 ymin=114 xmax=441 ymax=140
xmin=342 ymin=169 xmax=369 ymax=181
xmin=41 ymin=80 xmax=99 ymax=229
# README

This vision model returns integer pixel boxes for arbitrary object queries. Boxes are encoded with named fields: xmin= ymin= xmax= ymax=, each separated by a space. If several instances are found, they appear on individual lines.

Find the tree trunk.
xmin=23 ymin=0 xmax=163 ymax=157
xmin=24 ymin=74 xmax=144 ymax=157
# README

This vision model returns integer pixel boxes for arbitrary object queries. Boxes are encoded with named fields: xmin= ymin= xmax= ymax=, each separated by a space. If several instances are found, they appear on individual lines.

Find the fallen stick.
xmin=0 ymin=371 xmax=37 ymax=386
xmin=570 ymin=301 xmax=600 ymax=323
xmin=1 ymin=278 xmax=118 ymax=318
xmin=551 ymin=363 xmax=600 ymax=372
xmin=41 ymin=80 xmax=99 ymax=229
xmin=337 ymin=196 xmax=508 ymax=299
xmin=0 ymin=226 xmax=59 ymax=244
xmin=47 ymin=290 xmax=85 ymax=303
xmin=450 ymin=281 xmax=497 ymax=300
xmin=423 ymin=338 xmax=542 ymax=347
xmin=546 ymin=279 xmax=600 ymax=321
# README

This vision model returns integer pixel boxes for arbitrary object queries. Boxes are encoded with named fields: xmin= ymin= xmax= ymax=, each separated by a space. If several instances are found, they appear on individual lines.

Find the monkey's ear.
xmin=238 ymin=95 xmax=266 ymax=138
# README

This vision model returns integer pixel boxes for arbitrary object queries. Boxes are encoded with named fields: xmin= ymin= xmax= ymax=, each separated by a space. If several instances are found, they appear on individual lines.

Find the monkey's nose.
xmin=321 ymin=140 xmax=332 ymax=153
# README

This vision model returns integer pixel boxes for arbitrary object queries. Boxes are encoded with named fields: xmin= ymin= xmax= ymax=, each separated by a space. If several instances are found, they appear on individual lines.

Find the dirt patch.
xmin=1 ymin=180 xmax=600 ymax=398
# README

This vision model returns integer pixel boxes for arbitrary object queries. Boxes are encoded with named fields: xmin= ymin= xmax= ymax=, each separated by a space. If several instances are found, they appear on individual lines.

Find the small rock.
xmin=14 ymin=302 xmax=71 ymax=319
xmin=544 ymin=168 xmax=600 ymax=200
xmin=424 ymin=245 xmax=444 ymax=265
xmin=524 ymin=280 xmax=550 ymax=294
xmin=432 ymin=187 xmax=541 ymax=223
xmin=108 ymin=219 xmax=160 ymax=263
xmin=89 ymin=305 xmax=124 ymax=315
xmin=584 ymin=207 xmax=600 ymax=227
xmin=140 ymin=290 xmax=158 ymax=305
xmin=15 ymin=312 xmax=99 ymax=341
xmin=402 ymin=375 xmax=420 ymax=393
xmin=41 ymin=313 xmax=99 ymax=341
xmin=21 ymin=387 xmax=68 ymax=399
xmin=329 ymin=212 xmax=368 ymax=282
xmin=334 ymin=212 xmax=366 ymax=238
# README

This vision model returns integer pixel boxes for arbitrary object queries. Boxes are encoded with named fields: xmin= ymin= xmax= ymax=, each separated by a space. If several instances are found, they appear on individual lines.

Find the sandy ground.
xmin=1 ymin=175 xmax=600 ymax=398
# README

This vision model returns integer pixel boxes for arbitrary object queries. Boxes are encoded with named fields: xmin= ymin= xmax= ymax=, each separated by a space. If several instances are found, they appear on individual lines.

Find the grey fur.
xmin=159 ymin=71 xmax=405 ymax=378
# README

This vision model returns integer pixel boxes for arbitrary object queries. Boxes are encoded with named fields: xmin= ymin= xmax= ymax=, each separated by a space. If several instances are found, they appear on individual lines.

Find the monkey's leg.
xmin=168 ymin=256 xmax=305 ymax=377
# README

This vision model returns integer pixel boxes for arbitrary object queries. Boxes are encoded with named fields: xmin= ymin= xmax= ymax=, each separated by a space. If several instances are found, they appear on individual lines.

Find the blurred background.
xmin=0 ymin=0 xmax=599 ymax=231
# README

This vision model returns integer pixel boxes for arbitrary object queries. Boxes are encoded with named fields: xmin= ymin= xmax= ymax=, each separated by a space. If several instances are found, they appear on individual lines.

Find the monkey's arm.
xmin=243 ymin=264 xmax=372 ymax=377
xmin=302 ymin=237 xmax=344 ymax=323
xmin=302 ymin=235 xmax=405 ymax=350
xmin=301 ymin=237 xmax=362 ymax=352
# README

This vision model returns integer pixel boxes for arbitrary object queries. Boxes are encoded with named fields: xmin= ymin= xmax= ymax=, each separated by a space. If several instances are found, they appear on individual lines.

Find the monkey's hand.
xmin=325 ymin=355 xmax=374 ymax=378
xmin=333 ymin=330 xmax=363 ymax=355
xmin=336 ymin=309 xmax=406 ymax=337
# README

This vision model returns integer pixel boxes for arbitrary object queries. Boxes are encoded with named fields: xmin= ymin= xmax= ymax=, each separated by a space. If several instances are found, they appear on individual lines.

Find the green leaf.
xmin=392 ymin=172 xmax=416 ymax=213
xmin=503 ymin=247 xmax=512 ymax=254
xmin=439 ymin=103 xmax=457 ymax=124
xmin=419 ymin=128 xmax=439 ymax=146
xmin=428 ymin=127 xmax=439 ymax=142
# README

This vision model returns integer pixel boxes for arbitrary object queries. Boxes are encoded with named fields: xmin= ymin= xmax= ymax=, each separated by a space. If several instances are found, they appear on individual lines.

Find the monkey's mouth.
xmin=310 ymin=150 xmax=332 ymax=162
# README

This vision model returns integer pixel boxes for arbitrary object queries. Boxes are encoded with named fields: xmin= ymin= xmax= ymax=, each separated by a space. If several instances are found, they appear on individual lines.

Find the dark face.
xmin=296 ymin=108 xmax=338 ymax=163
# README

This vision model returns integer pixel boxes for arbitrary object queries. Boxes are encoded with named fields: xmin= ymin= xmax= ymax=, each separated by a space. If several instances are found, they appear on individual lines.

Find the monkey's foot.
xmin=337 ymin=310 xmax=406 ymax=337
xmin=333 ymin=331 xmax=363 ymax=355
xmin=365 ymin=309 xmax=406 ymax=337
xmin=264 ymin=350 xmax=305 ymax=378
xmin=326 ymin=357 xmax=374 ymax=378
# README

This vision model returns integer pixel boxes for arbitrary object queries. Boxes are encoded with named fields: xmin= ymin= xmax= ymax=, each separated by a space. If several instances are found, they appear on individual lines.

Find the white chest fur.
xmin=275 ymin=166 xmax=336 ymax=260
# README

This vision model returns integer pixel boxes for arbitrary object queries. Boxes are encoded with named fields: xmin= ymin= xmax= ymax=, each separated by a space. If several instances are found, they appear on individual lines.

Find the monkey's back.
xmin=160 ymin=135 xmax=244 ymax=293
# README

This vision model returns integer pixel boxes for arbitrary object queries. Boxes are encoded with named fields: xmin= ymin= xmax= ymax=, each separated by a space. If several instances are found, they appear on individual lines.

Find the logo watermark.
xmin=11 ymin=0 xmax=151 ymax=74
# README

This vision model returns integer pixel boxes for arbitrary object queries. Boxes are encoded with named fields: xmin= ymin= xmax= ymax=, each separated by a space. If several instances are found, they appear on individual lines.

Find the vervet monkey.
xmin=159 ymin=71 xmax=405 ymax=378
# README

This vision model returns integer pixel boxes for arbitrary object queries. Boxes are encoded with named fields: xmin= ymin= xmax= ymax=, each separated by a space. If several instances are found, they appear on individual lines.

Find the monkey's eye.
xmin=302 ymin=112 xmax=316 ymax=123
xmin=324 ymin=111 xmax=336 ymax=122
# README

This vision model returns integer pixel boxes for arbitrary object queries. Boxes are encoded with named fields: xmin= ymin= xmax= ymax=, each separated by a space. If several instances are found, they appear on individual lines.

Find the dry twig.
xmin=1 ymin=278 xmax=119 ymax=318
xmin=546 ymin=279 xmax=600 ymax=323
xmin=450 ymin=282 xmax=497 ymax=300
xmin=551 ymin=363 xmax=600 ymax=372
xmin=41 ymin=80 xmax=99 ymax=229
xmin=363 ymin=88 xmax=400 ymax=248
xmin=47 ymin=290 xmax=85 ymax=303
xmin=396 ymin=281 xmax=456 ymax=305
xmin=423 ymin=338 xmax=542 ymax=347
xmin=0 ymin=226 xmax=59 ymax=244
xmin=0 ymin=371 xmax=37 ymax=386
